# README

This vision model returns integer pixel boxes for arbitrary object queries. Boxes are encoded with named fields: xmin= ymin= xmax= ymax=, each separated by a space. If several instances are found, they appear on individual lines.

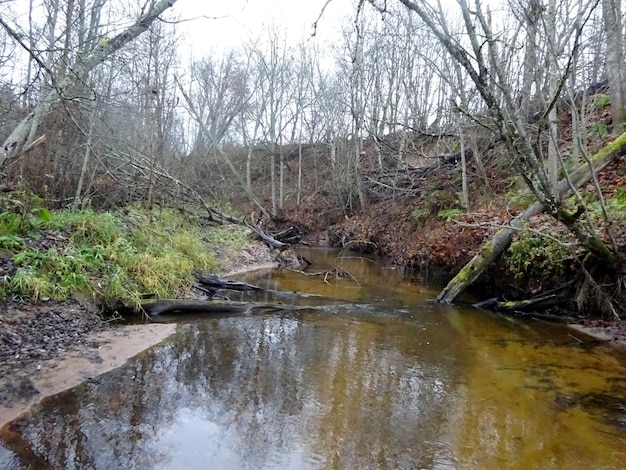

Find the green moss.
xmin=593 ymin=94 xmax=611 ymax=110
xmin=438 ymin=208 xmax=461 ymax=221
xmin=607 ymin=187 xmax=626 ymax=214
xmin=504 ymin=226 xmax=569 ymax=287
xmin=423 ymin=189 xmax=457 ymax=214
xmin=505 ymin=176 xmax=535 ymax=210
xmin=409 ymin=208 xmax=429 ymax=232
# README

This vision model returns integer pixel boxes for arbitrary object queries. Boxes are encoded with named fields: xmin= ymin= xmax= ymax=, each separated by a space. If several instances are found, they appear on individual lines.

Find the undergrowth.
xmin=503 ymin=223 xmax=572 ymax=293
xmin=0 ymin=193 xmax=247 ymax=312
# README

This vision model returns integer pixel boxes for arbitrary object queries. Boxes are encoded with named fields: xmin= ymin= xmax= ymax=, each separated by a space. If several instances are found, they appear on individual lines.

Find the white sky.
xmin=172 ymin=0 xmax=353 ymax=56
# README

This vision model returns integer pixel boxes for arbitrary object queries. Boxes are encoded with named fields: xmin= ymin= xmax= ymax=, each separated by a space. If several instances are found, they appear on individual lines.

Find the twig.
xmin=568 ymin=334 xmax=583 ymax=343
xmin=453 ymin=219 xmax=577 ymax=247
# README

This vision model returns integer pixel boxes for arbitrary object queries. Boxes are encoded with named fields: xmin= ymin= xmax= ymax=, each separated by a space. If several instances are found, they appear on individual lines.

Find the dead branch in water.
xmin=141 ymin=300 xmax=296 ymax=317
xmin=284 ymin=265 xmax=360 ymax=286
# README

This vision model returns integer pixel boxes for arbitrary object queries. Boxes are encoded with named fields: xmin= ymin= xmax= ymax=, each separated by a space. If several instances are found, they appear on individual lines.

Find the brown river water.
xmin=1 ymin=247 xmax=625 ymax=469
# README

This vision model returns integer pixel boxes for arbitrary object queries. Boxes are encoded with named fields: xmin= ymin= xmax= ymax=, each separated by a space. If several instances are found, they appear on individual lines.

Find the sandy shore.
xmin=0 ymin=323 xmax=176 ymax=428
xmin=224 ymin=261 xmax=278 ymax=277
xmin=569 ymin=323 xmax=626 ymax=351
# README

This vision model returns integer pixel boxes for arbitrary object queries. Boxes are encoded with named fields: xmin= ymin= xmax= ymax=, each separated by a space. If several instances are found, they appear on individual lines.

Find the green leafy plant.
xmin=437 ymin=208 xmax=461 ymax=221
xmin=593 ymin=122 xmax=609 ymax=138
xmin=505 ymin=227 xmax=569 ymax=287
xmin=505 ymin=176 xmax=536 ymax=210
xmin=593 ymin=93 xmax=611 ymax=110
xmin=607 ymin=187 xmax=626 ymax=214
xmin=0 ymin=234 xmax=23 ymax=250
xmin=424 ymin=189 xmax=457 ymax=212
xmin=409 ymin=208 xmax=429 ymax=232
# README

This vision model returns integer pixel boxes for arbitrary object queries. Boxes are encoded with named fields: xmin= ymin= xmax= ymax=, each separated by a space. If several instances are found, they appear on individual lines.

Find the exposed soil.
xmin=0 ymin=300 xmax=106 ymax=406
xmin=571 ymin=321 xmax=626 ymax=351
xmin=0 ymin=242 xmax=276 ymax=428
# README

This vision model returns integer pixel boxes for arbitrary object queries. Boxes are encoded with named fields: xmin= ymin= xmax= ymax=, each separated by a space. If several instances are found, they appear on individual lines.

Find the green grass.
xmin=205 ymin=224 xmax=251 ymax=250
xmin=0 ymin=194 xmax=244 ymax=312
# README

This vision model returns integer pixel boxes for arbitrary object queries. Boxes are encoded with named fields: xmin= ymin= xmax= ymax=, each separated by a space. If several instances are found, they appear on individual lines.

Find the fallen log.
xmin=437 ymin=130 xmax=626 ymax=304
xmin=474 ymin=299 xmax=577 ymax=323
xmin=195 ymin=274 xmax=261 ymax=292
xmin=272 ymin=225 xmax=303 ymax=244
xmin=142 ymin=300 xmax=296 ymax=317
xmin=246 ymin=220 xmax=289 ymax=250
xmin=474 ymin=293 xmax=565 ymax=312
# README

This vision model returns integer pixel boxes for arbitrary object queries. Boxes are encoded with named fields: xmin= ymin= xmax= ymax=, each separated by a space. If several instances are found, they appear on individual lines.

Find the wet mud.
xmin=0 ymin=300 xmax=175 ymax=428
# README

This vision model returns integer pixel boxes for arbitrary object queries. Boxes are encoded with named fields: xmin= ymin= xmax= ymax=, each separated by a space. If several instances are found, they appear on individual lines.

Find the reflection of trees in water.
xmin=1 ymin=313 xmax=464 ymax=468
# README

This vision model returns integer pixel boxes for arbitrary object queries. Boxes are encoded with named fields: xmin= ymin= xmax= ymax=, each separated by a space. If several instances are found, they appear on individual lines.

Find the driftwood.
xmin=246 ymin=220 xmax=289 ymax=250
xmin=272 ymin=225 xmax=303 ymax=245
xmin=474 ymin=293 xmax=565 ymax=312
xmin=193 ymin=273 xmax=262 ymax=299
xmin=437 ymin=130 xmax=626 ymax=304
xmin=142 ymin=300 xmax=298 ymax=317
xmin=474 ymin=296 xmax=577 ymax=323
xmin=195 ymin=274 xmax=261 ymax=292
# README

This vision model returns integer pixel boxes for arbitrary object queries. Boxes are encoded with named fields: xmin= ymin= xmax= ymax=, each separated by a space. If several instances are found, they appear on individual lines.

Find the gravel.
xmin=0 ymin=300 xmax=109 ymax=406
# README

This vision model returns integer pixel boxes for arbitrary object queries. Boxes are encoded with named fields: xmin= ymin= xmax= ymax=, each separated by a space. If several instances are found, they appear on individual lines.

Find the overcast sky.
xmin=173 ymin=0 xmax=353 ymax=56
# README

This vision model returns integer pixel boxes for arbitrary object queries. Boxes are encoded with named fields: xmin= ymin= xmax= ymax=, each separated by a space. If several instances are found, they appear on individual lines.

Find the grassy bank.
xmin=0 ymin=192 xmax=253 ymax=312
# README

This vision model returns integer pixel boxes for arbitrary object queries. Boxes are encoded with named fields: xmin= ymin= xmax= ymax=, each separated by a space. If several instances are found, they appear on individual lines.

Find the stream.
xmin=1 ymin=247 xmax=626 ymax=469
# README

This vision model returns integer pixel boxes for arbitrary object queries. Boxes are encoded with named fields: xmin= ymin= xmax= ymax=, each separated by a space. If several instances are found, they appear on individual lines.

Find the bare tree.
xmin=367 ymin=0 xmax=620 ymax=306
xmin=602 ymin=0 xmax=626 ymax=125
xmin=0 ymin=0 xmax=178 ymax=168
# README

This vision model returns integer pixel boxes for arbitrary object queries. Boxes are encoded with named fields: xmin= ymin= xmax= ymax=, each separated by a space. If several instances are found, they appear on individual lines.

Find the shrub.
xmin=504 ymin=226 xmax=570 ymax=290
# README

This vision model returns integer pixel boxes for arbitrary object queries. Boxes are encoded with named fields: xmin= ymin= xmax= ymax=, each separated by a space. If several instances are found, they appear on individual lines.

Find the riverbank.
xmin=0 ymin=244 xmax=276 ymax=429
xmin=570 ymin=322 xmax=626 ymax=351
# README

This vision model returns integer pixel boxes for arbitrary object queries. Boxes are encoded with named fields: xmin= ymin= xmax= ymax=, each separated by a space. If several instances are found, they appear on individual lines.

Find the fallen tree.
xmin=436 ymin=130 xmax=626 ymax=304
xmin=142 ymin=300 xmax=301 ymax=317
xmin=371 ymin=0 xmax=621 ymax=315
xmin=194 ymin=273 xmax=262 ymax=298
xmin=246 ymin=220 xmax=290 ymax=250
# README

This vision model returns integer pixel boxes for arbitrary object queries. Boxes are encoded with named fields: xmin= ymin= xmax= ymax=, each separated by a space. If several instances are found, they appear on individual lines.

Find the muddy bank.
xmin=0 ymin=297 xmax=177 ymax=428
xmin=0 ymin=300 xmax=107 ymax=412
xmin=0 ymin=322 xmax=175 ymax=428
xmin=570 ymin=323 xmax=626 ymax=351
xmin=0 ymin=243 xmax=277 ymax=428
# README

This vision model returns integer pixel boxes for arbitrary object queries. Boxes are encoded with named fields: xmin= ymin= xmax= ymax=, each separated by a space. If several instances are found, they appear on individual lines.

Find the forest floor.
xmin=0 ymin=243 xmax=275 ymax=428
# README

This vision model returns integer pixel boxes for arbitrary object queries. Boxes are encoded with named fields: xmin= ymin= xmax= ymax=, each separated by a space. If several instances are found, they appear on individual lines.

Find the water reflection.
xmin=1 ymin=248 xmax=626 ymax=469
xmin=1 ymin=311 xmax=465 ymax=469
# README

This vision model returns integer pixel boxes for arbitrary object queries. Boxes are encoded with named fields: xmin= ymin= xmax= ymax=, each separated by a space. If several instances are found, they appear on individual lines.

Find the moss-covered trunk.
xmin=437 ymin=130 xmax=626 ymax=304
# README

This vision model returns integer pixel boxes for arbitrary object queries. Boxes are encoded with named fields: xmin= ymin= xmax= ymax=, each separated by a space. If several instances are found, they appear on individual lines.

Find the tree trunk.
xmin=73 ymin=101 xmax=97 ymax=207
xmin=603 ymin=0 xmax=626 ymax=126
xmin=1 ymin=0 xmax=177 ymax=166
xmin=437 ymin=130 xmax=626 ymax=303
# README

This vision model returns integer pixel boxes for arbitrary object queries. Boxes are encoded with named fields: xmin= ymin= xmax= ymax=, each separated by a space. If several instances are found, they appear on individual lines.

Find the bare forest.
xmin=1 ymin=0 xmax=626 ymax=316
